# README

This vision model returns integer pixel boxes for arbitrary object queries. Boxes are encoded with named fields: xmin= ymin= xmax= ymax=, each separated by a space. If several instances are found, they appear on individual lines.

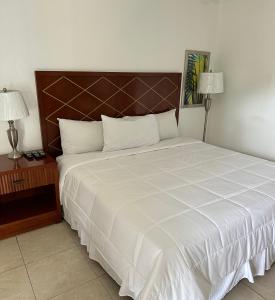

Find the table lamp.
xmin=0 ymin=88 xmax=29 ymax=159
xmin=198 ymin=72 xmax=224 ymax=142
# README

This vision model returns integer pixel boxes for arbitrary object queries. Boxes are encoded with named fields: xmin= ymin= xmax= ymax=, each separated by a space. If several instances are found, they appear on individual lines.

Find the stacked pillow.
xmin=58 ymin=119 xmax=103 ymax=155
xmin=58 ymin=109 xmax=179 ymax=154
xmin=102 ymin=114 xmax=160 ymax=152
xmin=155 ymin=109 xmax=179 ymax=140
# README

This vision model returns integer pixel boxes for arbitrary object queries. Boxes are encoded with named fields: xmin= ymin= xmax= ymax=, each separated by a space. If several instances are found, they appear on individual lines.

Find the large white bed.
xmin=57 ymin=137 xmax=275 ymax=300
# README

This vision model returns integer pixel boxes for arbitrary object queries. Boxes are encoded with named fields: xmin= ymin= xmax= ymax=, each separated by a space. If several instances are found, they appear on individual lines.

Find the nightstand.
xmin=0 ymin=154 xmax=61 ymax=239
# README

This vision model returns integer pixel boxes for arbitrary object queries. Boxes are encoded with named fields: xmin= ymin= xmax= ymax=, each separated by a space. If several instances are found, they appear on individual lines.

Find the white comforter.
xmin=58 ymin=138 xmax=275 ymax=300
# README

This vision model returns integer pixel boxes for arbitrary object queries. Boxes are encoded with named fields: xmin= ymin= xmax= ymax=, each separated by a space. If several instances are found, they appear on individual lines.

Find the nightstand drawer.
xmin=0 ymin=154 xmax=61 ymax=239
xmin=0 ymin=167 xmax=55 ymax=195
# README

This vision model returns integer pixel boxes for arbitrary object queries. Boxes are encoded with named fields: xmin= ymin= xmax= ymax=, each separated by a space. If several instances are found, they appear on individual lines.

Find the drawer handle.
xmin=13 ymin=179 xmax=25 ymax=185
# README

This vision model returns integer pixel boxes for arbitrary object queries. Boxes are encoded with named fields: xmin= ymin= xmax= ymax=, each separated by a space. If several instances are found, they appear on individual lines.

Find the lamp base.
xmin=203 ymin=95 xmax=212 ymax=143
xmin=8 ymin=149 xmax=22 ymax=160
xmin=7 ymin=120 xmax=22 ymax=160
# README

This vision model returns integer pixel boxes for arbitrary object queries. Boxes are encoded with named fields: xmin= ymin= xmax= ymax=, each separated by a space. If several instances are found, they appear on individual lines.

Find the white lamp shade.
xmin=0 ymin=90 xmax=29 ymax=121
xmin=198 ymin=72 xmax=224 ymax=94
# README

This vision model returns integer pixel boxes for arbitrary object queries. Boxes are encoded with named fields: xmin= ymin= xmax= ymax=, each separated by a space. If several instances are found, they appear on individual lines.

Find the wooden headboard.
xmin=35 ymin=71 xmax=182 ymax=157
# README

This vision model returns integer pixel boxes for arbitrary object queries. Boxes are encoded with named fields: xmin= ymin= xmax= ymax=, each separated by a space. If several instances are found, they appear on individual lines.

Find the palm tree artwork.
xmin=184 ymin=51 xmax=210 ymax=106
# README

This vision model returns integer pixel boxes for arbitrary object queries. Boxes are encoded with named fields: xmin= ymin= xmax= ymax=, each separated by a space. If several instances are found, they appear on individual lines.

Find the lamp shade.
xmin=0 ymin=90 xmax=29 ymax=121
xmin=198 ymin=72 xmax=224 ymax=95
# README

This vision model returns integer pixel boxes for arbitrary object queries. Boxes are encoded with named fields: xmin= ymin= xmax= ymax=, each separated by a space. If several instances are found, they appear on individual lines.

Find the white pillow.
xmin=102 ymin=114 xmax=160 ymax=151
xmin=58 ymin=118 xmax=103 ymax=154
xmin=124 ymin=109 xmax=179 ymax=140
xmin=155 ymin=109 xmax=179 ymax=140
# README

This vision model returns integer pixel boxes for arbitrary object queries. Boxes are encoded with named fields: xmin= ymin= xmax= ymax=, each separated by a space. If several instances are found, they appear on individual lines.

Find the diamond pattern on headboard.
xmin=35 ymin=71 xmax=182 ymax=157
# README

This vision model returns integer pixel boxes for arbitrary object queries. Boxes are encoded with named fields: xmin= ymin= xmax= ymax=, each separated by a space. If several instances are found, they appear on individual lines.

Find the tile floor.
xmin=0 ymin=221 xmax=274 ymax=300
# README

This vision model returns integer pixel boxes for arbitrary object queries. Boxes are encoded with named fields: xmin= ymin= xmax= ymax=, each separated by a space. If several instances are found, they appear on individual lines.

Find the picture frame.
xmin=182 ymin=50 xmax=210 ymax=107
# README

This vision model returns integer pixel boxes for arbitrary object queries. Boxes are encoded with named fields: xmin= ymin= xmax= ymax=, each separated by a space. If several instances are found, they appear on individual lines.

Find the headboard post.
xmin=35 ymin=71 xmax=182 ymax=157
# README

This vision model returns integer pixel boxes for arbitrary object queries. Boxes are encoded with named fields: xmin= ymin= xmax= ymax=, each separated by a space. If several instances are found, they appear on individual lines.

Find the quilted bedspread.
xmin=58 ymin=138 xmax=275 ymax=300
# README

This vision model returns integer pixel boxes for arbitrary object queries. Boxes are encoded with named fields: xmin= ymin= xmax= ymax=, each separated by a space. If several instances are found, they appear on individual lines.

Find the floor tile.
xmin=27 ymin=247 xmax=100 ymax=300
xmin=51 ymin=279 xmax=111 ymax=300
xmin=99 ymin=273 xmax=132 ymax=300
xmin=17 ymin=222 xmax=77 ymax=264
xmin=77 ymin=244 xmax=106 ymax=277
xmin=243 ymin=265 xmax=275 ymax=300
xmin=0 ymin=266 xmax=35 ymax=300
xmin=223 ymin=283 xmax=264 ymax=300
xmin=0 ymin=237 xmax=23 ymax=274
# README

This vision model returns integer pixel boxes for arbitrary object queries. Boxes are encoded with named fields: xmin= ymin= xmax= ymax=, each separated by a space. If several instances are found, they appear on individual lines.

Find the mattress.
xmin=57 ymin=138 xmax=275 ymax=300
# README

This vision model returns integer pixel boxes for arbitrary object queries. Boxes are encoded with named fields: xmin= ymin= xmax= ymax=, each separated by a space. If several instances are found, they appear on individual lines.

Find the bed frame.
xmin=35 ymin=71 xmax=182 ymax=157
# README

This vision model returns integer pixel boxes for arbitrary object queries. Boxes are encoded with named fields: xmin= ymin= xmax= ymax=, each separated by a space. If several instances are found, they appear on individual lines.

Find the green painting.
xmin=183 ymin=50 xmax=210 ymax=106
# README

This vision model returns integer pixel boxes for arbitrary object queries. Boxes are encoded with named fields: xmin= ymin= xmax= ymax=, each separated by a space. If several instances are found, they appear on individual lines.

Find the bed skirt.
xmin=64 ymin=206 xmax=275 ymax=300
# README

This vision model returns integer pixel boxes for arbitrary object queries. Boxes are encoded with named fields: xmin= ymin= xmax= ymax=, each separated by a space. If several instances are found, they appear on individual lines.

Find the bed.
xmin=35 ymin=71 xmax=275 ymax=300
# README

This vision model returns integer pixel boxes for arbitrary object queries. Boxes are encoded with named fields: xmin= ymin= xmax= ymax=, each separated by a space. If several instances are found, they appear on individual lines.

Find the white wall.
xmin=0 ymin=0 xmax=220 ymax=154
xmin=208 ymin=0 xmax=275 ymax=160
xmin=179 ymin=107 xmax=205 ymax=140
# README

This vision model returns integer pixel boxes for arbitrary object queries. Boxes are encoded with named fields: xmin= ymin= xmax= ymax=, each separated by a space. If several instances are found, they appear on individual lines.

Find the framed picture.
xmin=182 ymin=50 xmax=210 ymax=107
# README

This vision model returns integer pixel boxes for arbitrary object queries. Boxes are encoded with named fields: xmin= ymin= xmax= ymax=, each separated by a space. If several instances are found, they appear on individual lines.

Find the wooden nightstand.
xmin=0 ymin=154 xmax=61 ymax=239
